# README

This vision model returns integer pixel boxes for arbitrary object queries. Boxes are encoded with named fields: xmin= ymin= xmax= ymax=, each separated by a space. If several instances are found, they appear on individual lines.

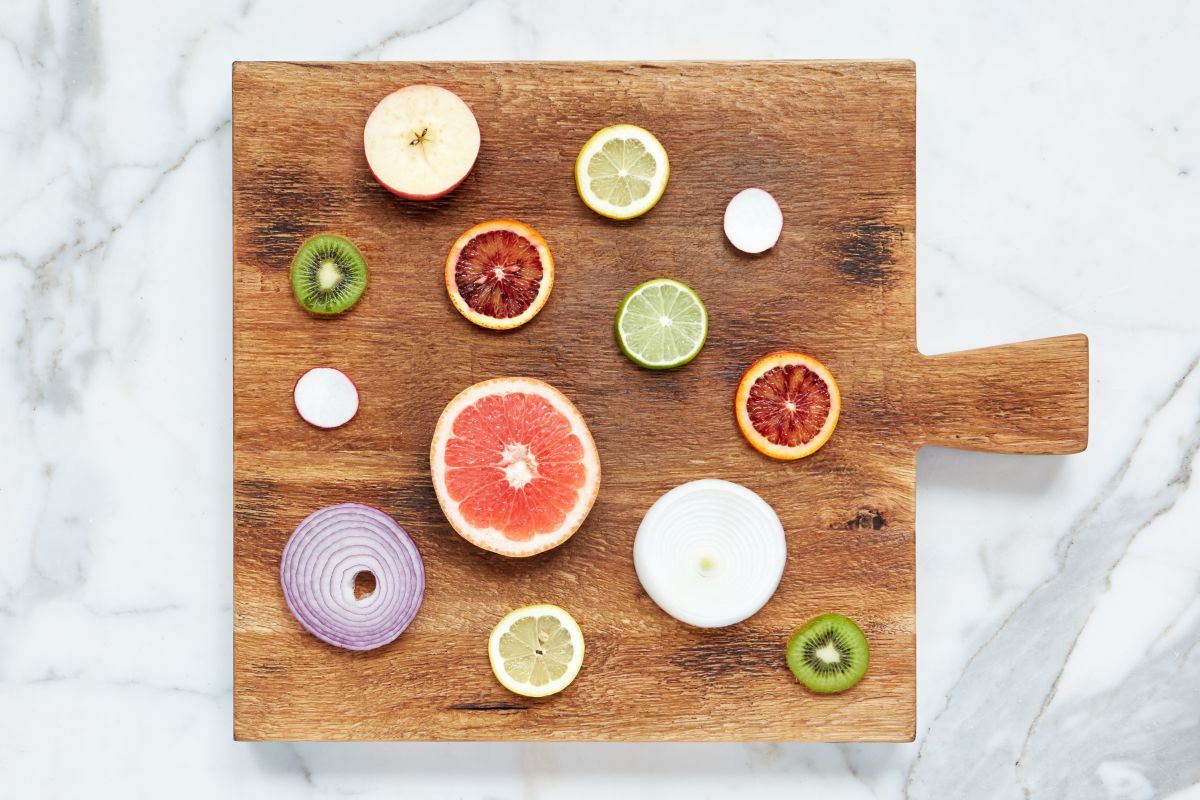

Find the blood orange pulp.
xmin=430 ymin=378 xmax=601 ymax=557
xmin=735 ymin=352 xmax=841 ymax=460
xmin=444 ymin=220 xmax=554 ymax=330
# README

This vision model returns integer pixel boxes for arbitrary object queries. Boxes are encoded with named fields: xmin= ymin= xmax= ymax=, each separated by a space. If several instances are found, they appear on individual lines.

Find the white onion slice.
xmin=634 ymin=479 xmax=786 ymax=628
xmin=280 ymin=503 xmax=425 ymax=650
xmin=294 ymin=367 xmax=359 ymax=429
xmin=723 ymin=188 xmax=783 ymax=254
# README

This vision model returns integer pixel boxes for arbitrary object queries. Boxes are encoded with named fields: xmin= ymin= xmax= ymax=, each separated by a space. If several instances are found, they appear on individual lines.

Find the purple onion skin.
xmin=280 ymin=503 xmax=425 ymax=651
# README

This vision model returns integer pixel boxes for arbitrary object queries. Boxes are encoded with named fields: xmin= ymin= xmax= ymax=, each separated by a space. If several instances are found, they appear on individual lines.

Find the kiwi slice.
xmin=290 ymin=234 xmax=368 ymax=315
xmin=786 ymin=613 xmax=869 ymax=694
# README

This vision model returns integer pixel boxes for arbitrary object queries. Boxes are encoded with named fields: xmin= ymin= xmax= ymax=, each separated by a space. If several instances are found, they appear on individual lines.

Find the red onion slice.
xmin=280 ymin=503 xmax=425 ymax=650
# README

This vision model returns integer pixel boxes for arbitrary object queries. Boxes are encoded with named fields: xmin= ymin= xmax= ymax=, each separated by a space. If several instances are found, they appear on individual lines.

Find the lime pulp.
xmin=615 ymin=279 xmax=708 ymax=369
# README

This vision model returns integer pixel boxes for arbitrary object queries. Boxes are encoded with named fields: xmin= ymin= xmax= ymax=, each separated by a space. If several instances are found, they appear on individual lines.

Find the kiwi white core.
xmin=816 ymin=643 xmax=841 ymax=664
xmin=317 ymin=260 xmax=341 ymax=291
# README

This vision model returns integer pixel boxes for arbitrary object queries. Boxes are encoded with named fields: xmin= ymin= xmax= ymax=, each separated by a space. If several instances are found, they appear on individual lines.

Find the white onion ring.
xmin=280 ymin=503 xmax=424 ymax=650
xmin=634 ymin=479 xmax=786 ymax=628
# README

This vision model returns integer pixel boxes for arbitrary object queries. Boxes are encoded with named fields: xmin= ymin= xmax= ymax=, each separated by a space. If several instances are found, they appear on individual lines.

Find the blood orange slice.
xmin=735 ymin=352 xmax=841 ymax=460
xmin=430 ymin=378 xmax=601 ymax=557
xmin=444 ymin=220 xmax=554 ymax=330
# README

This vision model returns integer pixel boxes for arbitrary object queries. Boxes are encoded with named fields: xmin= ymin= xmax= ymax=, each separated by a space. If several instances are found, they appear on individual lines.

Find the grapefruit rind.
xmin=735 ymin=352 xmax=841 ymax=460
xmin=430 ymin=377 xmax=601 ymax=557
xmin=444 ymin=220 xmax=554 ymax=330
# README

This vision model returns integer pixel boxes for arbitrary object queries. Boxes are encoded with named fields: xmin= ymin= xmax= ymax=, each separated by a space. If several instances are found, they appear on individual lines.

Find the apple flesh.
xmin=364 ymin=85 xmax=481 ymax=200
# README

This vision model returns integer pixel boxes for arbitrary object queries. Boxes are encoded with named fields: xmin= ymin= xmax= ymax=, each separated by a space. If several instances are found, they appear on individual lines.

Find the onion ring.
xmin=634 ymin=479 xmax=786 ymax=628
xmin=280 ymin=503 xmax=424 ymax=650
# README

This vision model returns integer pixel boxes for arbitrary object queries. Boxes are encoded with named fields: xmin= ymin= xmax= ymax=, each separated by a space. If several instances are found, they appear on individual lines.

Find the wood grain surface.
xmin=232 ymin=61 xmax=1088 ymax=742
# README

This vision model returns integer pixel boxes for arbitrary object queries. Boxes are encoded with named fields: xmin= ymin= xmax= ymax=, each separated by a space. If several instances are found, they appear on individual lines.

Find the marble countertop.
xmin=2 ymin=1 xmax=1198 ymax=797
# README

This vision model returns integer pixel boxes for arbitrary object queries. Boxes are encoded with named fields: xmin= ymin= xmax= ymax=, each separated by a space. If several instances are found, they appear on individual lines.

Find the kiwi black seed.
xmin=290 ymin=234 xmax=368 ymax=315
xmin=786 ymin=613 xmax=869 ymax=694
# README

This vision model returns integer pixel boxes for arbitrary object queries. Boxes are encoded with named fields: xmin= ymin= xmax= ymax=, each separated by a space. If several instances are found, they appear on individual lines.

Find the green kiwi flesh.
xmin=786 ymin=613 xmax=869 ymax=694
xmin=291 ymin=234 xmax=368 ymax=315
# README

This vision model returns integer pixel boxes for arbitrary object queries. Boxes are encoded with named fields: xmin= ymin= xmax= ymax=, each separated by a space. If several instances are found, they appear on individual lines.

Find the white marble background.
xmin=1 ymin=0 xmax=1198 ymax=797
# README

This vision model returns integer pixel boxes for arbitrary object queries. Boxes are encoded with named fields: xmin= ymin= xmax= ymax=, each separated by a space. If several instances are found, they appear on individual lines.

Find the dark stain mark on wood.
xmin=234 ymin=480 xmax=280 ymax=527
xmin=449 ymin=701 xmax=529 ymax=711
xmin=377 ymin=476 xmax=444 ymax=521
xmin=669 ymin=633 xmax=783 ymax=676
xmin=835 ymin=219 xmax=901 ymax=284
xmin=259 ymin=215 xmax=306 ymax=242
xmin=843 ymin=507 xmax=887 ymax=530
xmin=708 ymin=299 xmax=815 ymax=381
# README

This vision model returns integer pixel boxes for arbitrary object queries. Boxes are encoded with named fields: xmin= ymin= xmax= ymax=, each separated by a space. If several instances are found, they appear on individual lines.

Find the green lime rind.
xmin=614 ymin=279 xmax=707 ymax=370
xmin=786 ymin=613 xmax=870 ymax=694
xmin=290 ymin=234 xmax=369 ymax=315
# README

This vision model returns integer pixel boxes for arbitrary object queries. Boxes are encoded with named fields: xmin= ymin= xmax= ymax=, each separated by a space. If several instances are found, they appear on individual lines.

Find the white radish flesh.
xmin=723 ymin=188 xmax=783 ymax=254
xmin=633 ymin=479 xmax=787 ymax=628
xmin=294 ymin=367 xmax=359 ymax=429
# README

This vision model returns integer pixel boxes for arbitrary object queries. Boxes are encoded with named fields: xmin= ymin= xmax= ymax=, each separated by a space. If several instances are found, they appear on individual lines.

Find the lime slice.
xmin=488 ymin=604 xmax=585 ymax=698
xmin=575 ymin=124 xmax=669 ymax=220
xmin=615 ymin=279 xmax=708 ymax=369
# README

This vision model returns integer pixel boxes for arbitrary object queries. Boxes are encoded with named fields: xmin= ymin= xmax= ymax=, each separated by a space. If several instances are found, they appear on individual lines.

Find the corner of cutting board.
xmin=233 ymin=709 xmax=264 ymax=742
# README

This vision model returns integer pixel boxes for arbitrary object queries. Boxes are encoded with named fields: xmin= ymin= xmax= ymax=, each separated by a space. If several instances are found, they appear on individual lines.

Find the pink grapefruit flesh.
xmin=430 ymin=378 xmax=601 ymax=557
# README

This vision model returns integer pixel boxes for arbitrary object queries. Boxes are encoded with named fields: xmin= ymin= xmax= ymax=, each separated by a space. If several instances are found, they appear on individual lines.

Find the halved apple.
xmin=364 ymin=85 xmax=481 ymax=200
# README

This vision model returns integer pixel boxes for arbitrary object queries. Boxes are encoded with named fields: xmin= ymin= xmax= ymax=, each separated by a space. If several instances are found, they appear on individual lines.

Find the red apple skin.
xmin=363 ymin=84 xmax=479 ymax=201
xmin=366 ymin=161 xmax=473 ymax=201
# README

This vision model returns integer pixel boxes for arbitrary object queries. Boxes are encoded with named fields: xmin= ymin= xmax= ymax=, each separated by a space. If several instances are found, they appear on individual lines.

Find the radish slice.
xmin=294 ymin=367 xmax=359 ymax=429
xmin=723 ymin=188 xmax=783 ymax=254
xmin=634 ymin=479 xmax=786 ymax=628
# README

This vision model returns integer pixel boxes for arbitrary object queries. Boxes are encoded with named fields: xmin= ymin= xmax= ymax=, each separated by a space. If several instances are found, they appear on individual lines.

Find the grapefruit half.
xmin=430 ymin=378 xmax=601 ymax=557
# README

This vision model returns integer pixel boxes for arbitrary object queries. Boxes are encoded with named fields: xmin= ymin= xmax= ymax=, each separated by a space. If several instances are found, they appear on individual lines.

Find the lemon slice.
xmin=575 ymin=124 xmax=669 ymax=219
xmin=488 ymin=604 xmax=585 ymax=697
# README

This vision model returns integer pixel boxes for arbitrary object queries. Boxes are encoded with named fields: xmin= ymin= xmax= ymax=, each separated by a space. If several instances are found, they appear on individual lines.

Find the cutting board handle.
xmin=914 ymin=333 xmax=1089 ymax=454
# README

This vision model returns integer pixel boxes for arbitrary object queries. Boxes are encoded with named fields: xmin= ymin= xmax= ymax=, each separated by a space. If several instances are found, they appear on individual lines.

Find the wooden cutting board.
xmin=232 ymin=61 xmax=1088 ymax=742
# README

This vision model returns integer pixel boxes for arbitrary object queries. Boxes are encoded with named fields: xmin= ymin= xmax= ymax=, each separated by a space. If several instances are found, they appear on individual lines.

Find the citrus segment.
xmin=445 ymin=220 xmax=554 ymax=330
xmin=575 ymin=124 xmax=669 ymax=220
xmin=488 ymin=604 xmax=585 ymax=697
xmin=431 ymin=378 xmax=601 ymax=557
xmin=735 ymin=352 xmax=841 ymax=460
